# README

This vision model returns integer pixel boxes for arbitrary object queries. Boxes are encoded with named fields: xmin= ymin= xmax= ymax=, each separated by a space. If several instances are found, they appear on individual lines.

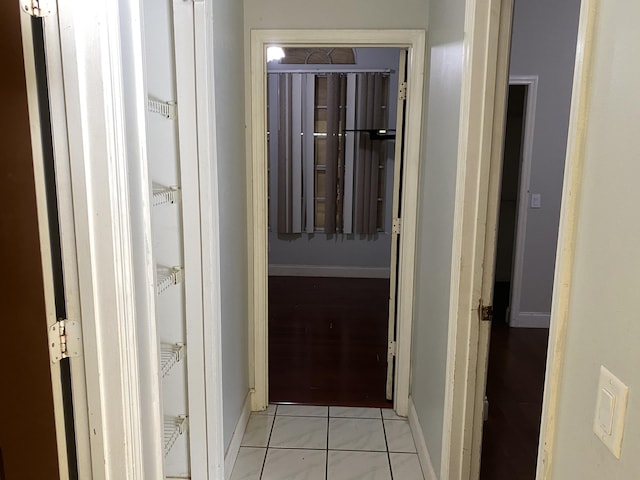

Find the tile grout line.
xmin=380 ymin=409 xmax=394 ymax=480
xmin=325 ymin=407 xmax=330 ymax=480
xmin=258 ymin=405 xmax=278 ymax=479
xmin=255 ymin=446 xmax=388 ymax=453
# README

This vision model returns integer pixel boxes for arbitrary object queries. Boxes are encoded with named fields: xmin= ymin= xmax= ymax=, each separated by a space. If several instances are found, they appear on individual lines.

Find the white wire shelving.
xmin=160 ymin=342 xmax=185 ymax=378
xmin=148 ymin=96 xmax=177 ymax=120
xmin=152 ymin=184 xmax=180 ymax=207
xmin=163 ymin=415 xmax=188 ymax=457
xmin=156 ymin=265 xmax=183 ymax=295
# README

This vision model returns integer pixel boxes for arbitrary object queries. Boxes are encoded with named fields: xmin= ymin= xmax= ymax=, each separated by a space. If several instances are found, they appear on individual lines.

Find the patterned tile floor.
xmin=230 ymin=405 xmax=425 ymax=480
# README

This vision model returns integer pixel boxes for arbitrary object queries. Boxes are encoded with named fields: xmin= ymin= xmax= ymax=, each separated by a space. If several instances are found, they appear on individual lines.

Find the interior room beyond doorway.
xmin=266 ymin=47 xmax=402 ymax=407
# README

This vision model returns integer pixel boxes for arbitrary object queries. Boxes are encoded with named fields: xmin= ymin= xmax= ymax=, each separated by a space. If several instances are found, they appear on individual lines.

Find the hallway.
xmin=230 ymin=405 xmax=424 ymax=479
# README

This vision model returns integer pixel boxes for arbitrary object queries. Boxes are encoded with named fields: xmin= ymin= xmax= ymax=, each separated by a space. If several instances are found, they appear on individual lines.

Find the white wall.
xmin=243 ymin=0 xmax=428 ymax=30
xmin=508 ymin=0 xmax=581 ymax=324
xmin=242 ymin=0 xmax=430 ymax=145
xmin=212 ymin=0 xmax=250 ymax=450
xmin=243 ymin=1 xmax=430 ymax=273
xmin=409 ymin=0 xmax=465 ymax=475
xmin=267 ymin=48 xmax=400 ymax=272
xmin=549 ymin=1 xmax=640 ymax=477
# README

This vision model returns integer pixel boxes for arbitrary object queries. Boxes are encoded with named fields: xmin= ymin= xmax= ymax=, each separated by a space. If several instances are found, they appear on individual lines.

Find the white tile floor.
xmin=231 ymin=405 xmax=425 ymax=480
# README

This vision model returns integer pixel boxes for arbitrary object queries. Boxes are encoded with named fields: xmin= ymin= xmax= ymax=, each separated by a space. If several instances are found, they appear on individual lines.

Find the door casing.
xmin=247 ymin=29 xmax=426 ymax=416
xmin=507 ymin=76 xmax=541 ymax=328
xmin=536 ymin=0 xmax=600 ymax=475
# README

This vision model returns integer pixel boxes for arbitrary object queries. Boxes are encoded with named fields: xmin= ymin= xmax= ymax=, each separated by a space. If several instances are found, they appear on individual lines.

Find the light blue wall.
xmin=410 ymin=0 xmax=465 ymax=475
xmin=244 ymin=0 xmax=429 ymax=31
xmin=509 ymin=0 xmax=581 ymax=318
xmin=212 ymin=0 xmax=250 ymax=451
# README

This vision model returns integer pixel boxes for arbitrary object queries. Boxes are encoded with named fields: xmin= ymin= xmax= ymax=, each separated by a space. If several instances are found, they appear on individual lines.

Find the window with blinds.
xmin=267 ymin=71 xmax=391 ymax=235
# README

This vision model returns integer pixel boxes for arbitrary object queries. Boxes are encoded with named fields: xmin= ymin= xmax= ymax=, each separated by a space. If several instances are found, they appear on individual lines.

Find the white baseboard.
xmin=510 ymin=311 xmax=551 ymax=328
xmin=224 ymin=392 xmax=252 ymax=479
xmin=268 ymin=264 xmax=390 ymax=278
xmin=408 ymin=397 xmax=438 ymax=480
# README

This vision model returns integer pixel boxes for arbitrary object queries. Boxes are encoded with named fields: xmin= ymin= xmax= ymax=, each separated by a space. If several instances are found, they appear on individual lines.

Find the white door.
xmin=20 ymin=10 xmax=92 ymax=479
xmin=23 ymin=0 xmax=223 ymax=478
xmin=385 ymin=49 xmax=408 ymax=400
xmin=467 ymin=0 xmax=516 ymax=477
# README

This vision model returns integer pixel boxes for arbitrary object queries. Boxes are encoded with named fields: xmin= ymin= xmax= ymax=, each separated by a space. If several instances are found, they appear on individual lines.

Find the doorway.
xmin=493 ymin=82 xmax=530 ymax=326
xmin=480 ymin=81 xmax=550 ymax=480
xmin=248 ymin=30 xmax=426 ymax=415
xmin=266 ymin=47 xmax=402 ymax=407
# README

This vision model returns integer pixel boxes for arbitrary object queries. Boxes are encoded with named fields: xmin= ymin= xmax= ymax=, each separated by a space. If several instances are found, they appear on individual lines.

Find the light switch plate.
xmin=593 ymin=365 xmax=629 ymax=458
xmin=530 ymin=193 xmax=542 ymax=208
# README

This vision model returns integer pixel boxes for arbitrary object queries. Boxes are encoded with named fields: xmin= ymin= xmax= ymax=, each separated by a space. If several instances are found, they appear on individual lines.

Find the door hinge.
xmin=388 ymin=340 xmax=396 ymax=357
xmin=20 ymin=0 xmax=54 ymax=17
xmin=479 ymin=303 xmax=493 ymax=322
xmin=398 ymin=81 xmax=407 ymax=101
xmin=392 ymin=218 xmax=401 ymax=235
xmin=48 ymin=319 xmax=81 ymax=363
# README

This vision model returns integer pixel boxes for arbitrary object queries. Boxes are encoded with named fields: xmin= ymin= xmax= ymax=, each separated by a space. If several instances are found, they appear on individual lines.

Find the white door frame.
xmin=173 ymin=1 xmax=226 ymax=477
xmin=536 ymin=0 xmax=598 ymax=476
xmin=20 ymin=13 xmax=86 ymax=479
xmin=248 ymin=29 xmax=426 ymax=415
xmin=440 ymin=0 xmax=511 ymax=478
xmin=466 ymin=1 xmax=515 ymax=477
xmin=508 ymin=75 xmax=540 ymax=328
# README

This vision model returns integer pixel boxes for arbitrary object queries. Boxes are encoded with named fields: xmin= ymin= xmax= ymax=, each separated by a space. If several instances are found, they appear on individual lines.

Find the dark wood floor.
xmin=269 ymin=276 xmax=548 ymax=477
xmin=480 ymin=301 xmax=549 ymax=479
xmin=268 ymin=276 xmax=392 ymax=407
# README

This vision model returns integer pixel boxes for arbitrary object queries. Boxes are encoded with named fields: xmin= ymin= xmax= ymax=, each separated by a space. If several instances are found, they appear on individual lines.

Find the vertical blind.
xmin=268 ymin=71 xmax=390 ymax=235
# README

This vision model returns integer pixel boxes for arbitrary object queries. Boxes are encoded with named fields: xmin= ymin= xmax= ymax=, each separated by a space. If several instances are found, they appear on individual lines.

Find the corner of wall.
xmin=409 ymin=397 xmax=439 ymax=480
xmin=223 ymin=391 xmax=252 ymax=479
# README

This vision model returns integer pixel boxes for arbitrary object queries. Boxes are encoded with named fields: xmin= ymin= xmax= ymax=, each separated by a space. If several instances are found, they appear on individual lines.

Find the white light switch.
xmin=593 ymin=366 xmax=629 ymax=458
xmin=598 ymin=388 xmax=615 ymax=434
xmin=530 ymin=193 xmax=542 ymax=208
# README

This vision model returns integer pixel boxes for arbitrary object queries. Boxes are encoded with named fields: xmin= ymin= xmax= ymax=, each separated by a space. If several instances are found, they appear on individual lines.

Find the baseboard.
xmin=509 ymin=311 xmax=551 ymax=328
xmin=268 ymin=264 xmax=390 ymax=278
xmin=224 ymin=392 xmax=252 ymax=479
xmin=408 ymin=397 xmax=438 ymax=480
